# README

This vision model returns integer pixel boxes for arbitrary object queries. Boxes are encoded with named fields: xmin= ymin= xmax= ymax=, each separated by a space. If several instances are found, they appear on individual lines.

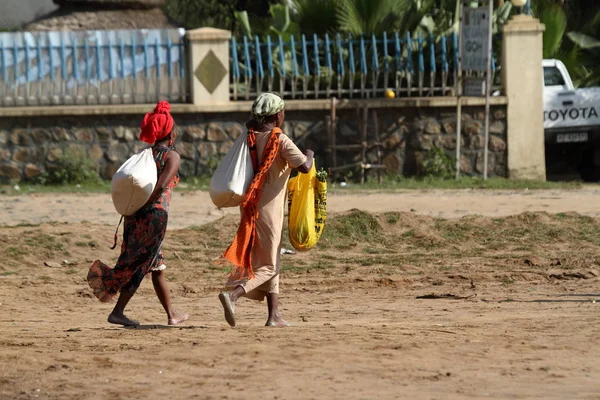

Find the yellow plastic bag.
xmin=287 ymin=162 xmax=327 ymax=251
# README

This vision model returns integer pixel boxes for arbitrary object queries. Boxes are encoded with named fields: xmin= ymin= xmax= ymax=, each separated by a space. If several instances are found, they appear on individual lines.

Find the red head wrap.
xmin=139 ymin=100 xmax=174 ymax=145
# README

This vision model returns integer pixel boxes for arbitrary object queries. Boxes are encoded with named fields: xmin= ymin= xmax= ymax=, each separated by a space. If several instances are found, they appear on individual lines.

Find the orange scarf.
xmin=222 ymin=127 xmax=282 ymax=279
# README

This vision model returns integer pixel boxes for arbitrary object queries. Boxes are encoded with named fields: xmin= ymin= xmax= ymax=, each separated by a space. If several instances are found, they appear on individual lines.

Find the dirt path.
xmin=2 ymin=280 xmax=599 ymax=400
xmin=2 ymin=188 xmax=600 ymax=229
xmin=1 ymin=191 xmax=600 ymax=399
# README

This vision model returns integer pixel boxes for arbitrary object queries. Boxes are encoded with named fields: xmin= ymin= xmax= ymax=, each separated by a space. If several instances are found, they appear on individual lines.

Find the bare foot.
xmin=265 ymin=317 xmax=291 ymax=327
xmin=108 ymin=313 xmax=140 ymax=327
xmin=168 ymin=311 xmax=189 ymax=326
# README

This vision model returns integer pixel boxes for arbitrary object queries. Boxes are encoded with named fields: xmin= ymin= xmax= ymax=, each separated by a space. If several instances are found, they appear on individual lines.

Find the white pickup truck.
xmin=543 ymin=59 xmax=600 ymax=181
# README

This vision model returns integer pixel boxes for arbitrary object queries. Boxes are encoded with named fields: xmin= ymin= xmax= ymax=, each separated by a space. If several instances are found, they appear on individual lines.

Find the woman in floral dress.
xmin=87 ymin=101 xmax=188 ymax=327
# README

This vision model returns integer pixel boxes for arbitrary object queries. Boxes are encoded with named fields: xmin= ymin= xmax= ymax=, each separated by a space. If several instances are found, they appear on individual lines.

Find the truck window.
xmin=544 ymin=66 xmax=566 ymax=87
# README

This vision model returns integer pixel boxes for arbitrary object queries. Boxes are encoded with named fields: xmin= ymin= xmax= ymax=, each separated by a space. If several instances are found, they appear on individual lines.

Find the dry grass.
xmin=2 ymin=209 xmax=598 ymax=288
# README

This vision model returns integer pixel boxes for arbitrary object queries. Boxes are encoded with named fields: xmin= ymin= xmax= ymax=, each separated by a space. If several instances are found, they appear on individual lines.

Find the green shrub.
xmin=421 ymin=146 xmax=455 ymax=179
xmin=205 ymin=154 xmax=221 ymax=176
xmin=36 ymin=150 xmax=100 ymax=185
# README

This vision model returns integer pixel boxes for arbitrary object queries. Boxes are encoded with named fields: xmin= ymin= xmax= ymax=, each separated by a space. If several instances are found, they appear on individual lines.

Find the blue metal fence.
xmin=230 ymin=32 xmax=498 ymax=101
xmin=1 ymin=28 xmax=501 ymax=106
xmin=0 ymin=29 xmax=187 ymax=107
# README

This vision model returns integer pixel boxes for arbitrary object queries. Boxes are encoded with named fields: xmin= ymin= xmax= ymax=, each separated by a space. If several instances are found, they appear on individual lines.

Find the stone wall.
xmin=0 ymin=105 xmax=507 ymax=183
xmin=319 ymin=105 xmax=507 ymax=179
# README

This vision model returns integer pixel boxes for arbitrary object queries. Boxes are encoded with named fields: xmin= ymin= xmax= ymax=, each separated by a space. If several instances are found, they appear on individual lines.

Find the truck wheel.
xmin=579 ymin=168 xmax=600 ymax=182
xmin=578 ymin=146 xmax=600 ymax=182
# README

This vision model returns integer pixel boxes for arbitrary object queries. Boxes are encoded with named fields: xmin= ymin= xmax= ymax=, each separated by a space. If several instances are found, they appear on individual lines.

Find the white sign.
xmin=461 ymin=7 xmax=490 ymax=72
xmin=464 ymin=77 xmax=486 ymax=97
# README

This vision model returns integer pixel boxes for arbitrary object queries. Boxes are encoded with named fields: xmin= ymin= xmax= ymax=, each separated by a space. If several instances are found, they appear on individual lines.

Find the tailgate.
xmin=544 ymin=88 xmax=600 ymax=130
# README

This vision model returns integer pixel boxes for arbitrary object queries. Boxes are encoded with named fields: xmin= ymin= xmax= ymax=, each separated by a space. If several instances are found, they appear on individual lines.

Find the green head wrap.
xmin=251 ymin=93 xmax=285 ymax=123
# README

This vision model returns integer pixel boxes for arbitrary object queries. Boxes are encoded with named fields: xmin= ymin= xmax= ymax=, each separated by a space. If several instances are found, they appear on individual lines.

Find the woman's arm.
xmin=142 ymin=151 xmax=181 ymax=207
xmin=280 ymin=135 xmax=314 ymax=174
xmin=296 ymin=149 xmax=314 ymax=174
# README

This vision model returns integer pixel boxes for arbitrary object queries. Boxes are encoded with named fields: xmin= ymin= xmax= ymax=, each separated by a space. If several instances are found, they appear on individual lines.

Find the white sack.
xmin=209 ymin=132 xmax=254 ymax=208
xmin=111 ymin=148 xmax=158 ymax=216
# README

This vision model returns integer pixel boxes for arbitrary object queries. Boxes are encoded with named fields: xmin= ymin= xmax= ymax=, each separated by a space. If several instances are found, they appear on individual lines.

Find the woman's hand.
xmin=297 ymin=149 xmax=314 ymax=174
xmin=142 ymin=151 xmax=181 ymax=208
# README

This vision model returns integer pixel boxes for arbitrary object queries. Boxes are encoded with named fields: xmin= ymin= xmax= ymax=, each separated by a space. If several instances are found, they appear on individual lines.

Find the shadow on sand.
xmin=123 ymin=324 xmax=210 ymax=330
xmin=498 ymin=294 xmax=600 ymax=304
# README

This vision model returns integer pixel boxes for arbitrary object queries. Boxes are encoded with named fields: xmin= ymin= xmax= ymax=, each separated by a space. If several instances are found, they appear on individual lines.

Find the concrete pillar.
xmin=502 ymin=15 xmax=546 ymax=180
xmin=186 ymin=28 xmax=232 ymax=106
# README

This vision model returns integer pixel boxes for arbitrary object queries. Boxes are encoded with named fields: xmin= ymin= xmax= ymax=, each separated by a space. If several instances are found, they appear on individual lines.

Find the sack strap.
xmin=110 ymin=215 xmax=124 ymax=250
xmin=248 ymin=127 xmax=282 ymax=173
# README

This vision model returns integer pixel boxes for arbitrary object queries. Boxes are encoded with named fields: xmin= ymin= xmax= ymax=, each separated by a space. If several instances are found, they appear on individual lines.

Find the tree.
xmin=164 ymin=0 xmax=277 ymax=31
xmin=296 ymin=0 xmax=435 ymax=36
xmin=290 ymin=0 xmax=339 ymax=35
xmin=532 ymin=0 xmax=600 ymax=87
xmin=534 ymin=0 xmax=567 ymax=59
xmin=566 ymin=9 xmax=600 ymax=87
xmin=335 ymin=0 xmax=419 ymax=36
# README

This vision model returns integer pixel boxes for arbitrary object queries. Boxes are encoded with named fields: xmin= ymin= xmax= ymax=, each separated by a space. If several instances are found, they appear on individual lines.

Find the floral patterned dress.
xmin=87 ymin=146 xmax=179 ymax=302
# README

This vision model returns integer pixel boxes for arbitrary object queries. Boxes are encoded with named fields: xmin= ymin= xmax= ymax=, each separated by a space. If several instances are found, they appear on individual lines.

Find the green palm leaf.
xmin=291 ymin=0 xmax=340 ymax=35
xmin=567 ymin=32 xmax=600 ymax=50
xmin=336 ymin=0 xmax=408 ymax=36
xmin=537 ymin=2 xmax=567 ymax=58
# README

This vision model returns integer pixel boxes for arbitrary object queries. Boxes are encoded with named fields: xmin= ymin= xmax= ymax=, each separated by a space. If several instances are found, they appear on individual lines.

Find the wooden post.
xmin=455 ymin=3 xmax=464 ymax=180
xmin=483 ymin=0 xmax=493 ymax=180
xmin=360 ymin=105 xmax=368 ymax=184
xmin=328 ymin=97 xmax=338 ymax=181
xmin=372 ymin=110 xmax=382 ymax=184
xmin=329 ymin=103 xmax=385 ymax=182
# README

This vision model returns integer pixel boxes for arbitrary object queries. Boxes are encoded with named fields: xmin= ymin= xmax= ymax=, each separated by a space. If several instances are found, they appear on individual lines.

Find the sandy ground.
xmin=3 ymin=188 xmax=600 ymax=228
xmin=1 ymin=189 xmax=600 ymax=399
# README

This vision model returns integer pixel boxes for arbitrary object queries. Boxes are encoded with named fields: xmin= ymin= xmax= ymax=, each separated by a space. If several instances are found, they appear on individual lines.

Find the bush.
xmin=36 ymin=151 xmax=100 ymax=185
xmin=421 ymin=146 xmax=455 ymax=180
